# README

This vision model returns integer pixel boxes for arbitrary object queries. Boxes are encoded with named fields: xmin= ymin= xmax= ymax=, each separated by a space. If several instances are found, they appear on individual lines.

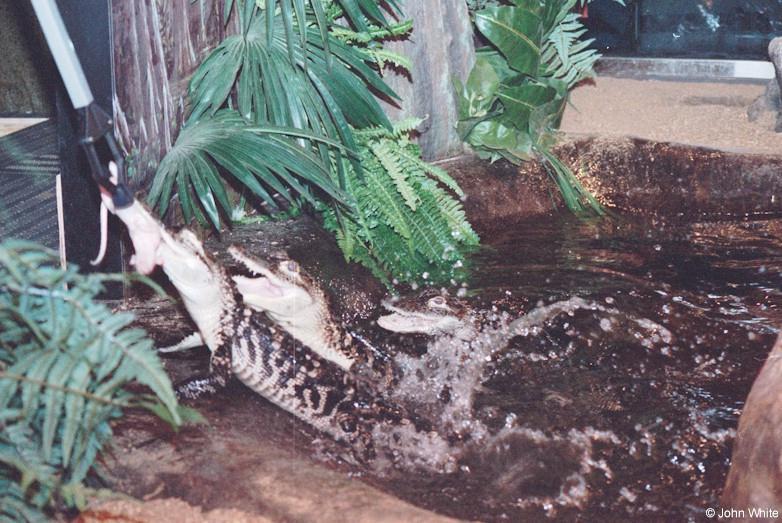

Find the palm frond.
xmin=167 ymin=7 xmax=400 ymax=228
xmin=195 ymin=6 xmax=395 ymax=129
xmin=149 ymin=110 xmax=350 ymax=229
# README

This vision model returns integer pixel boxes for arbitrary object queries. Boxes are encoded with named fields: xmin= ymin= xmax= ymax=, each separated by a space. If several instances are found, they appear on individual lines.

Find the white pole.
xmin=30 ymin=0 xmax=95 ymax=109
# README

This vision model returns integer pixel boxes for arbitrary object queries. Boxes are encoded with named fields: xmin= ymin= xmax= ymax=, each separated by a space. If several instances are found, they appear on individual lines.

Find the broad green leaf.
xmin=475 ymin=6 xmax=543 ymax=76
xmin=497 ymin=80 xmax=557 ymax=130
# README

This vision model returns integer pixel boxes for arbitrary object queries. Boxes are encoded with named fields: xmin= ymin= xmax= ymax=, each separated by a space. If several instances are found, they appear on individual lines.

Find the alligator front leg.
xmin=159 ymin=331 xmax=205 ymax=353
xmin=175 ymin=343 xmax=233 ymax=400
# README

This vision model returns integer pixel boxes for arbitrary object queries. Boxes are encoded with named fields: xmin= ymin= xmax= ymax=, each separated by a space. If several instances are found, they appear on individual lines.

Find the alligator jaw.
xmin=229 ymin=245 xmax=315 ymax=315
xmin=232 ymin=273 xmax=286 ymax=299
xmin=377 ymin=302 xmax=465 ymax=336
xmin=229 ymin=245 xmax=354 ymax=370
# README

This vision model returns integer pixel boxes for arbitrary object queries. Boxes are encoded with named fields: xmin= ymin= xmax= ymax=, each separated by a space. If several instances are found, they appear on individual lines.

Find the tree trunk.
xmin=112 ymin=0 xmax=231 ymax=192
xmin=381 ymin=0 xmax=475 ymax=161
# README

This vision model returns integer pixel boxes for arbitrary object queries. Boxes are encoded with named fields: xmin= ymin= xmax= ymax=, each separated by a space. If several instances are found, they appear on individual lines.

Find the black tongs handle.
xmin=79 ymin=102 xmax=133 ymax=209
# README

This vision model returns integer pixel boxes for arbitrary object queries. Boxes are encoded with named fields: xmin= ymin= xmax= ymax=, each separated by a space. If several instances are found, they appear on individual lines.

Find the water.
xmin=361 ymin=213 xmax=782 ymax=521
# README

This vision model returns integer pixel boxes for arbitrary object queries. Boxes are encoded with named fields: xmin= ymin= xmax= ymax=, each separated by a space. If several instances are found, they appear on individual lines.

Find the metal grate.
xmin=0 ymin=120 xmax=59 ymax=249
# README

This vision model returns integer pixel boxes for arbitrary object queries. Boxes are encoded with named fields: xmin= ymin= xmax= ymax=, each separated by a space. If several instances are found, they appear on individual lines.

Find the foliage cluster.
xmin=151 ymin=0 xmax=399 ymax=229
xmin=152 ymin=0 xmax=478 ymax=287
xmin=0 ymin=241 xmax=186 ymax=521
xmin=457 ymin=0 xmax=622 ymax=214
xmin=320 ymin=120 xmax=479 ymax=287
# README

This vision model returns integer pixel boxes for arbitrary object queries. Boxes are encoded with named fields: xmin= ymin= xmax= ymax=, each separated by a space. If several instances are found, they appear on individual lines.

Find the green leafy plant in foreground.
xmin=0 ymin=241 xmax=190 ymax=521
xmin=320 ymin=120 xmax=479 ymax=287
xmin=457 ymin=0 xmax=622 ymax=214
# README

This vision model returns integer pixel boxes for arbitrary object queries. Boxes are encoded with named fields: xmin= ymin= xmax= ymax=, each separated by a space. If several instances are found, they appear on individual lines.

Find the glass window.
xmin=584 ymin=0 xmax=782 ymax=59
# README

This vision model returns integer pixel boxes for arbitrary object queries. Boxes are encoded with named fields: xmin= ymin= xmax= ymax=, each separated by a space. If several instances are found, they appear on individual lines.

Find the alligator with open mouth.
xmin=98 ymin=172 xmax=418 ymax=461
xmin=162 ymin=233 xmax=384 ymax=374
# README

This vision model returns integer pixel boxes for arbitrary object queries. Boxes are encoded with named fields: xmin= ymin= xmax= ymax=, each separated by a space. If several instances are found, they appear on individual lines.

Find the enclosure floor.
xmin=561 ymin=77 xmax=782 ymax=156
xmin=0 ymin=119 xmax=59 ymax=248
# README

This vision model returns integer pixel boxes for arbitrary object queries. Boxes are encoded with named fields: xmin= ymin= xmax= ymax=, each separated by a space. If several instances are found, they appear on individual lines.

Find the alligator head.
xmin=228 ymin=246 xmax=358 ymax=370
xmin=377 ymin=291 xmax=475 ymax=340
xmin=98 ymin=186 xmax=235 ymax=354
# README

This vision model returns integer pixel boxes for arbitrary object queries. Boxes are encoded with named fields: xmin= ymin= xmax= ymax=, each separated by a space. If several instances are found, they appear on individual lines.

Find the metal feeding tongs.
xmin=30 ymin=0 xmax=133 ymax=265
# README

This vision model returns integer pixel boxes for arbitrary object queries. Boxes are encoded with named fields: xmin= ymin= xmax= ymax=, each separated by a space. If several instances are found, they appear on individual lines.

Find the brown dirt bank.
xmin=96 ymin=381 xmax=459 ymax=523
xmin=446 ymin=138 xmax=782 ymax=234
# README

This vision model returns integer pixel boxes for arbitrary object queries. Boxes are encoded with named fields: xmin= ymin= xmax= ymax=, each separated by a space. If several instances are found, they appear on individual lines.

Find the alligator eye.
xmin=280 ymin=260 xmax=299 ymax=274
xmin=427 ymin=296 xmax=448 ymax=309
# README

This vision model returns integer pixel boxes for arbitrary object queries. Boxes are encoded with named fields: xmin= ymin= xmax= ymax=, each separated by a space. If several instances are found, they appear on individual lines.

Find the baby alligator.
xmin=163 ymin=244 xmax=374 ymax=372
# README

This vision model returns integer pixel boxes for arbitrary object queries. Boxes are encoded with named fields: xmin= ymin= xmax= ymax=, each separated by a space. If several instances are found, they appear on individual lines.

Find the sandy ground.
xmin=77 ymin=498 xmax=273 ymax=523
xmin=561 ymin=77 xmax=782 ymax=156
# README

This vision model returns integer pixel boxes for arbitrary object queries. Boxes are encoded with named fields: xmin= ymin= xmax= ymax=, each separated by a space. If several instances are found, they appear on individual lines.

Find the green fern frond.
xmin=0 ymin=241 xmax=185 ymax=517
xmin=369 ymin=140 xmax=419 ymax=210
xmin=390 ymin=117 xmax=424 ymax=137
xmin=428 ymin=185 xmax=480 ymax=245
xmin=364 ymin=49 xmax=413 ymax=72
xmin=397 ymin=148 xmax=465 ymax=198
xmin=319 ymin=122 xmax=479 ymax=287
xmin=361 ymin=157 xmax=413 ymax=239
xmin=329 ymin=19 xmax=413 ymax=44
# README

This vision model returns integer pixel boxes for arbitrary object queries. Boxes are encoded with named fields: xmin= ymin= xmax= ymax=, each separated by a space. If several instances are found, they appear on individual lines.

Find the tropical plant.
xmin=319 ymin=120 xmax=479 ymax=287
xmin=148 ymin=110 xmax=349 ymax=228
xmin=219 ymin=0 xmax=401 ymax=52
xmin=0 ymin=241 xmax=191 ymax=520
xmin=151 ymin=1 xmax=402 ymax=229
xmin=152 ymin=0 xmax=478 ymax=287
xmin=457 ymin=0 xmax=622 ymax=214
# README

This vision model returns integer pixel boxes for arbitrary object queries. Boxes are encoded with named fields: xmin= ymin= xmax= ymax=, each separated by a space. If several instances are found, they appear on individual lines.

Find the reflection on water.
xmin=368 ymin=213 xmax=782 ymax=521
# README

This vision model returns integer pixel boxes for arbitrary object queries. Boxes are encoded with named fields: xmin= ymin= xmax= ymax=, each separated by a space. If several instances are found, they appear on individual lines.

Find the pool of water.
xmin=360 ymin=212 xmax=782 ymax=521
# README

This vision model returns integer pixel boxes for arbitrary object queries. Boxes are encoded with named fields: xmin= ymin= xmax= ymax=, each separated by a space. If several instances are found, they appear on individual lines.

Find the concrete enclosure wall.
xmin=0 ymin=0 xmax=55 ymax=115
